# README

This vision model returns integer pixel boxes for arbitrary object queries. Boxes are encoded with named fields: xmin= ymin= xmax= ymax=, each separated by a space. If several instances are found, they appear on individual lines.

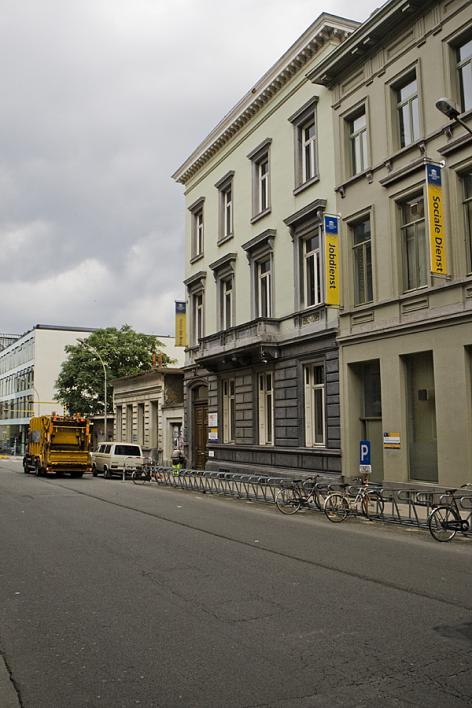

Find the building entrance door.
xmin=359 ymin=360 xmax=383 ymax=482
xmin=192 ymin=403 xmax=207 ymax=469
xmin=405 ymin=351 xmax=437 ymax=482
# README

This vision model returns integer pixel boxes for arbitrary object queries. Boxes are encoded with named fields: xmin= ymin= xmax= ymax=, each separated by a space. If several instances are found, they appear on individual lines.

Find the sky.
xmin=1 ymin=0 xmax=379 ymax=337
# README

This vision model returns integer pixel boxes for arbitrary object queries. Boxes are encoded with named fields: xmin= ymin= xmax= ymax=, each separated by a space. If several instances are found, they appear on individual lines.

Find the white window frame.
xmin=221 ymin=275 xmax=233 ymax=330
xmin=258 ymin=158 xmax=269 ymax=214
xmin=304 ymin=364 xmax=325 ymax=447
xmin=222 ymin=379 xmax=235 ymax=443
xmin=257 ymin=258 xmax=272 ymax=318
xmin=301 ymin=118 xmax=317 ymax=184
xmin=303 ymin=235 xmax=321 ymax=308
xmin=399 ymin=193 xmax=427 ymax=292
xmin=457 ymin=36 xmax=472 ymax=113
xmin=192 ymin=291 xmax=204 ymax=345
xmin=351 ymin=216 xmax=373 ymax=306
xmin=395 ymin=73 xmax=420 ymax=148
xmin=348 ymin=109 xmax=368 ymax=176
xmin=223 ymin=185 xmax=232 ymax=238
xmin=194 ymin=209 xmax=204 ymax=257
xmin=258 ymin=372 xmax=274 ymax=446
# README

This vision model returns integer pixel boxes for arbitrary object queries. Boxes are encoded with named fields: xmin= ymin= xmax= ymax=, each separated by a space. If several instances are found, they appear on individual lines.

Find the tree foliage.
xmin=55 ymin=325 xmax=174 ymax=416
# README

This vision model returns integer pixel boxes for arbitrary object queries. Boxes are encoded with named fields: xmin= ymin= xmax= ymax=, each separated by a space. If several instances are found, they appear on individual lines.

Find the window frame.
xmin=222 ymin=378 xmax=235 ymax=444
xmin=351 ymin=214 xmax=374 ymax=306
xmin=456 ymin=35 xmax=472 ymax=113
xmin=242 ymin=229 xmax=276 ymax=320
xmin=210 ymin=253 xmax=237 ymax=332
xmin=393 ymin=70 xmax=421 ymax=149
xmin=462 ymin=169 xmax=472 ymax=274
xmin=215 ymin=171 xmax=235 ymax=243
xmin=248 ymin=138 xmax=272 ymax=222
xmin=346 ymin=105 xmax=369 ymax=176
xmin=188 ymin=197 xmax=205 ymax=262
xmin=258 ymin=371 xmax=274 ymax=446
xmin=289 ymin=98 xmax=319 ymax=193
xmin=304 ymin=363 xmax=325 ymax=448
xmin=398 ymin=191 xmax=427 ymax=293
xmin=184 ymin=271 xmax=207 ymax=347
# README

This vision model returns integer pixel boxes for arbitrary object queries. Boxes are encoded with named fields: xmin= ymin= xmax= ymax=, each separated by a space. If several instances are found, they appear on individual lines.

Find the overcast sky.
xmin=1 ymin=0 xmax=379 ymax=337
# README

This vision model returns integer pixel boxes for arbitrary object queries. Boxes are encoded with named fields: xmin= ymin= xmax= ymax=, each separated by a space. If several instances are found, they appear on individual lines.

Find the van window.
xmin=104 ymin=444 xmax=112 ymax=453
xmin=114 ymin=445 xmax=141 ymax=456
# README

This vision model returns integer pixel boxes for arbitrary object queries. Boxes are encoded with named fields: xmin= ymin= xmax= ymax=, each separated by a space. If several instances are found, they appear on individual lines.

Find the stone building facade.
xmin=174 ymin=14 xmax=359 ymax=474
xmin=310 ymin=0 xmax=472 ymax=486
xmin=112 ymin=368 xmax=184 ymax=464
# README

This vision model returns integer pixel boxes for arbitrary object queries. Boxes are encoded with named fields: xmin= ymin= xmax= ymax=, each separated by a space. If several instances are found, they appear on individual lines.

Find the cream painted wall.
xmin=34 ymin=328 xmax=93 ymax=415
xmin=183 ymin=40 xmax=341 ymax=339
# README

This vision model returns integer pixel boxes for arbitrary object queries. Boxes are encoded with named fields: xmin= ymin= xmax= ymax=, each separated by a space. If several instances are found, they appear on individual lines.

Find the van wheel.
xmin=103 ymin=466 xmax=111 ymax=479
xmin=92 ymin=464 xmax=98 ymax=477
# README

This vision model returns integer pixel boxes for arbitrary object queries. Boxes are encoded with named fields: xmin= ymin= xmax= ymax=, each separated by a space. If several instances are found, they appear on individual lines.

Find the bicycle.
xmin=324 ymin=479 xmax=384 ymax=523
xmin=131 ymin=460 xmax=163 ymax=485
xmin=428 ymin=484 xmax=472 ymax=542
xmin=275 ymin=476 xmax=327 ymax=515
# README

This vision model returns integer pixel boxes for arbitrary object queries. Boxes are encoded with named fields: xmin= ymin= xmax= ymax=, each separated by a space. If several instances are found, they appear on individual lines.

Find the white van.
xmin=91 ymin=442 xmax=144 ymax=478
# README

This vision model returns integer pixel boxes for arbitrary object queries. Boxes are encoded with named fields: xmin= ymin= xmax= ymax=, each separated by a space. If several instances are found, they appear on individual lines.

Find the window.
xmin=189 ymin=198 xmax=205 ymax=260
xmin=220 ymin=276 xmax=233 ymax=330
xmin=192 ymin=291 xmax=204 ymax=344
xmin=215 ymin=171 xmax=234 ymax=242
xmin=457 ymin=38 xmax=472 ymax=113
xmin=302 ymin=234 xmax=321 ymax=308
xmin=210 ymin=252 xmax=237 ymax=332
xmin=222 ymin=379 xmax=235 ymax=443
xmin=256 ymin=257 xmax=271 ymax=318
xmin=348 ymin=109 xmax=368 ymax=175
xmin=304 ymin=364 xmax=325 ymax=447
xmin=289 ymin=99 xmax=318 ymax=190
xmin=258 ymin=372 xmax=274 ymax=445
xmin=222 ymin=184 xmax=232 ymax=238
xmin=396 ymin=74 xmax=420 ymax=148
xmin=400 ymin=194 xmax=426 ymax=291
xmin=248 ymin=139 xmax=272 ymax=220
xmin=463 ymin=171 xmax=472 ymax=272
xmin=352 ymin=217 xmax=373 ymax=305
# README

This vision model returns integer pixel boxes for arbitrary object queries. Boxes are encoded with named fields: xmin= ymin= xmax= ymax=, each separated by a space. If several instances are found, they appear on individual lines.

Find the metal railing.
xmin=132 ymin=464 xmax=472 ymax=538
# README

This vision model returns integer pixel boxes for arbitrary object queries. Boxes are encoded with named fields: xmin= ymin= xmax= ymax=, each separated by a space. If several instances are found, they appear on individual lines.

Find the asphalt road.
xmin=0 ymin=459 xmax=471 ymax=708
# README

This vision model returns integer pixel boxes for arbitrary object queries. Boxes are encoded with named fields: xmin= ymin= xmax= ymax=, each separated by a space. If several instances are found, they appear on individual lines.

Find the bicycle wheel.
xmin=428 ymin=506 xmax=459 ymax=542
xmin=324 ymin=493 xmax=349 ymax=522
xmin=362 ymin=491 xmax=384 ymax=519
xmin=275 ymin=488 xmax=301 ymax=515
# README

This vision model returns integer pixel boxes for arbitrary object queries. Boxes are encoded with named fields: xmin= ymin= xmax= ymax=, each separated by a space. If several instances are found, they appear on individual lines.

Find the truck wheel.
xmin=23 ymin=461 xmax=29 ymax=474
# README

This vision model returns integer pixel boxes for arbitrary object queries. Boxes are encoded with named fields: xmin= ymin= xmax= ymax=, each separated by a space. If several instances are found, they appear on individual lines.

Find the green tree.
xmin=55 ymin=325 xmax=174 ymax=416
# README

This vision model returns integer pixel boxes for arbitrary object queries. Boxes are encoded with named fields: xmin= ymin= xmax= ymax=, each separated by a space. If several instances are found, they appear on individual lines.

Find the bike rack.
xmin=133 ymin=464 xmax=472 ymax=539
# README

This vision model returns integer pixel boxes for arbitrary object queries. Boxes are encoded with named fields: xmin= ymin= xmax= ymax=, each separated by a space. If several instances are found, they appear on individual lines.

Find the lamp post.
xmin=435 ymin=97 xmax=472 ymax=136
xmin=84 ymin=343 xmax=108 ymax=442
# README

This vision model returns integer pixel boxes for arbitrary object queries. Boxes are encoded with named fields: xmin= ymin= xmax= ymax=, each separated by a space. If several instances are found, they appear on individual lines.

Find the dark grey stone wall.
xmin=203 ymin=329 xmax=341 ymax=478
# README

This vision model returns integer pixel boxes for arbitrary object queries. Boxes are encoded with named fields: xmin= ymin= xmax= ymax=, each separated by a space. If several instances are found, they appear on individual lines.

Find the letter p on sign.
xmin=360 ymin=440 xmax=371 ymax=465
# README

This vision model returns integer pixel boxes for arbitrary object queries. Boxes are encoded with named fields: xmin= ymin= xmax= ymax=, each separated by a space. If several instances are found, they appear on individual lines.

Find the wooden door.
xmin=193 ymin=403 xmax=207 ymax=470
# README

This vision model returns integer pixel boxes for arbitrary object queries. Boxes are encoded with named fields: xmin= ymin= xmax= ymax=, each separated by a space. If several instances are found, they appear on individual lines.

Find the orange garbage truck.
xmin=23 ymin=415 xmax=92 ymax=477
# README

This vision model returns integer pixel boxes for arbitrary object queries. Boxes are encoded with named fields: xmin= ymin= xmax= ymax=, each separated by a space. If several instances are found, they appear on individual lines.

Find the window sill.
xmin=293 ymin=176 xmax=319 ymax=196
xmin=250 ymin=208 xmax=271 ymax=225
xmin=336 ymin=169 xmax=371 ymax=195
xmin=217 ymin=234 xmax=234 ymax=247
xmin=190 ymin=253 xmax=204 ymax=265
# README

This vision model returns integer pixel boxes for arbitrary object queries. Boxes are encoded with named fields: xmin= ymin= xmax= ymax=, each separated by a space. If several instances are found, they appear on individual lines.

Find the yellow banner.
xmin=426 ymin=163 xmax=447 ymax=276
xmin=175 ymin=301 xmax=187 ymax=347
xmin=324 ymin=233 xmax=339 ymax=306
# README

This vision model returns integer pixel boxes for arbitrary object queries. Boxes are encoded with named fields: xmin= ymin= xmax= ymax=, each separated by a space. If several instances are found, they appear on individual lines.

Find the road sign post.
xmin=359 ymin=440 xmax=372 ymax=479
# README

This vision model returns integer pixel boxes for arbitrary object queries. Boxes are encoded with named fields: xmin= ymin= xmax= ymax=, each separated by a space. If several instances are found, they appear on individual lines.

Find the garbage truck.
xmin=23 ymin=415 xmax=91 ymax=477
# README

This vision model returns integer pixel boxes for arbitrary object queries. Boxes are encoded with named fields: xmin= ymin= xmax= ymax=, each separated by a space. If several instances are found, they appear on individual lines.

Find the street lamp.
xmin=435 ymin=97 xmax=472 ymax=136
xmin=84 ymin=343 xmax=108 ymax=442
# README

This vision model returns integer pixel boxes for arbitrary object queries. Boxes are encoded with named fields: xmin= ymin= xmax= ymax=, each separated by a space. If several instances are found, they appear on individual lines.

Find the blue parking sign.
xmin=360 ymin=440 xmax=371 ymax=465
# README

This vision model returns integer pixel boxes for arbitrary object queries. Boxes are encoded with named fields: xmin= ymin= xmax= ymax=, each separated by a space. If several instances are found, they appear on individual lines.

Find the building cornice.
xmin=172 ymin=13 xmax=359 ymax=185
xmin=308 ymin=0 xmax=434 ymax=87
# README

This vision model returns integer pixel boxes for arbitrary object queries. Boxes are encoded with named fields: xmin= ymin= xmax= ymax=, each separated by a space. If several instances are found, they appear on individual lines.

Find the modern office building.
xmin=173 ymin=14 xmax=359 ymax=473
xmin=0 ymin=324 xmax=94 ymax=454
xmin=310 ymin=0 xmax=472 ymax=486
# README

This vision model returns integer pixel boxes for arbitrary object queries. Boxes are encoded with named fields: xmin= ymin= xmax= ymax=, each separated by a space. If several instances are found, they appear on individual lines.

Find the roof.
xmin=308 ymin=0 xmax=433 ymax=86
xmin=111 ymin=367 xmax=184 ymax=386
xmin=172 ymin=13 xmax=359 ymax=186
